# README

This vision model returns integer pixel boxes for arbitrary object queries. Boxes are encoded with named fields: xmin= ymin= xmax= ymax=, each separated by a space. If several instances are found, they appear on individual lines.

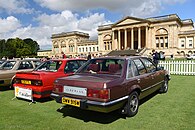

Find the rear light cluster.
xmin=32 ymin=80 xmax=43 ymax=86
xmin=53 ymin=84 xmax=63 ymax=93
xmin=87 ymin=89 xmax=110 ymax=99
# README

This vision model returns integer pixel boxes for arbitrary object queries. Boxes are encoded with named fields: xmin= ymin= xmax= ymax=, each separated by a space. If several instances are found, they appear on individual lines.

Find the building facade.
xmin=37 ymin=49 xmax=52 ymax=57
xmin=51 ymin=31 xmax=99 ymax=58
xmin=51 ymin=14 xmax=195 ymax=58
xmin=98 ymin=14 xmax=195 ymax=57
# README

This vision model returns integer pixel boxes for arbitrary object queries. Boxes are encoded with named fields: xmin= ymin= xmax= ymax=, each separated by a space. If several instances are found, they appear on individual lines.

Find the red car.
xmin=51 ymin=56 xmax=170 ymax=117
xmin=13 ymin=59 xmax=86 ymax=99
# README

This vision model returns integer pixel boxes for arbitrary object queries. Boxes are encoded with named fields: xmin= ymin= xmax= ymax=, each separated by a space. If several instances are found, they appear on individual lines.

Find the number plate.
xmin=62 ymin=97 xmax=80 ymax=107
xmin=21 ymin=80 xmax=31 ymax=85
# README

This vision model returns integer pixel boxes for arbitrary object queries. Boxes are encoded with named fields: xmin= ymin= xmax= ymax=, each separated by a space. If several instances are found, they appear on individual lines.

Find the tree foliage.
xmin=0 ymin=38 xmax=40 ymax=59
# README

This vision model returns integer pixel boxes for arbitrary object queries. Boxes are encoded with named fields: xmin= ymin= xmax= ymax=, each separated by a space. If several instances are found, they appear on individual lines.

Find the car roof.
xmin=46 ymin=58 xmax=86 ymax=61
xmin=89 ymin=56 xmax=146 ymax=60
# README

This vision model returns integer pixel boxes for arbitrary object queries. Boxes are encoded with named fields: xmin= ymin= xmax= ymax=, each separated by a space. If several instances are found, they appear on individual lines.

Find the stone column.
xmin=138 ymin=27 xmax=141 ymax=49
xmin=185 ymin=36 xmax=187 ymax=49
xmin=118 ymin=30 xmax=121 ymax=50
xmin=145 ymin=26 xmax=148 ymax=48
xmin=131 ymin=28 xmax=134 ymax=49
xmin=112 ymin=30 xmax=115 ymax=50
xmin=194 ymin=36 xmax=195 ymax=48
xmin=124 ymin=29 xmax=127 ymax=50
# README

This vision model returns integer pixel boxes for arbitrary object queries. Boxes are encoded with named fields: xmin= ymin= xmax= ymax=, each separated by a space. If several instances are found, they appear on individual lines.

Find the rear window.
xmin=77 ymin=58 xmax=124 ymax=76
xmin=64 ymin=60 xmax=86 ymax=73
xmin=35 ymin=61 xmax=62 ymax=72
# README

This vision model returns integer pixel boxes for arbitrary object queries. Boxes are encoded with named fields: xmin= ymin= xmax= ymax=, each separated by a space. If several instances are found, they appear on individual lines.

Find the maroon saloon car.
xmin=13 ymin=58 xmax=86 ymax=99
xmin=51 ymin=56 xmax=170 ymax=117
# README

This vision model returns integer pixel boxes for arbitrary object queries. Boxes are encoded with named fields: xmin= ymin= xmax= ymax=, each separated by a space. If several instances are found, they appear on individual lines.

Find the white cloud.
xmin=34 ymin=0 xmax=187 ymax=17
xmin=0 ymin=16 xmax=21 ymax=33
xmin=0 ymin=11 xmax=110 ymax=49
xmin=0 ymin=0 xmax=33 ymax=14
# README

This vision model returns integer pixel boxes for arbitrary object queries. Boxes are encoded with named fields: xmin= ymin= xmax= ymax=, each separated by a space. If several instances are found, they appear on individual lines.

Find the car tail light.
xmin=13 ymin=78 xmax=20 ymax=84
xmin=53 ymin=84 xmax=63 ymax=93
xmin=32 ymin=80 xmax=43 ymax=86
xmin=87 ymin=89 xmax=110 ymax=99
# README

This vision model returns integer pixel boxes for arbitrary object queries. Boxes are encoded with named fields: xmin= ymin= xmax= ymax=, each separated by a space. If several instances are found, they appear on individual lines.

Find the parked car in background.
xmin=13 ymin=59 xmax=87 ymax=99
xmin=0 ymin=59 xmax=42 ymax=87
xmin=186 ymin=54 xmax=195 ymax=60
xmin=0 ymin=60 xmax=6 ymax=66
xmin=51 ymin=56 xmax=170 ymax=117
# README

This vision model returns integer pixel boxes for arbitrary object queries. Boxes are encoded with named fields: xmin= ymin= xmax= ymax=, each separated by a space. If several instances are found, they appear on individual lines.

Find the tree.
xmin=23 ymin=38 xmax=40 ymax=55
xmin=0 ymin=38 xmax=40 ymax=58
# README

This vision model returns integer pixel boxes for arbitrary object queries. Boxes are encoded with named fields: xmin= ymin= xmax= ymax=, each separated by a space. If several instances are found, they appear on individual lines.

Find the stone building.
xmin=51 ymin=14 xmax=195 ymax=58
xmin=51 ymin=31 xmax=99 ymax=58
xmin=37 ymin=49 xmax=52 ymax=57
xmin=98 ymin=14 xmax=195 ymax=57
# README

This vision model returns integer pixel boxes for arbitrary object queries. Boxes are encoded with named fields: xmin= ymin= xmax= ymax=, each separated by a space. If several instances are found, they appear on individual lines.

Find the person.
xmin=87 ymin=52 xmax=91 ymax=60
xmin=152 ymin=49 xmax=159 ymax=65
xmin=61 ymin=52 xmax=66 ymax=59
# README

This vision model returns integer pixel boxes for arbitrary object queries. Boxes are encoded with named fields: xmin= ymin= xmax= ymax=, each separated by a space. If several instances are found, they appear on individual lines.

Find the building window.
xmin=89 ymin=47 xmax=91 ymax=52
xmin=160 ymin=37 xmax=164 ymax=48
xmin=107 ymin=42 xmax=110 ymax=50
xmin=93 ymin=47 xmax=95 ymax=51
xmin=97 ymin=47 xmax=99 ymax=51
xmin=86 ymin=47 xmax=88 ymax=52
xmin=189 ymin=40 xmax=193 ymax=47
xmin=165 ymin=37 xmax=168 ymax=48
xmin=79 ymin=48 xmax=81 ymax=52
xmin=110 ymin=41 xmax=112 ymax=50
xmin=104 ymin=42 xmax=107 ymax=50
xmin=181 ymin=40 xmax=185 ymax=48
xmin=69 ymin=45 xmax=74 ymax=52
xmin=156 ymin=38 xmax=159 ymax=48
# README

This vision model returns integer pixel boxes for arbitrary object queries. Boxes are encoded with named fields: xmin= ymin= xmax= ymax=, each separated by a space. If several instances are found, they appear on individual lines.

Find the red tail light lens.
xmin=13 ymin=78 xmax=20 ymax=84
xmin=32 ymin=80 xmax=42 ymax=86
xmin=53 ymin=84 xmax=63 ymax=93
xmin=87 ymin=89 xmax=110 ymax=99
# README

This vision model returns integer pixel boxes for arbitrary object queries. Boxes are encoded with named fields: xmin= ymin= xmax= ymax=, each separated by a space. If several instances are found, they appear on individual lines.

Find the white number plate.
xmin=15 ymin=87 xmax=32 ymax=100
xmin=63 ymin=86 xmax=87 ymax=96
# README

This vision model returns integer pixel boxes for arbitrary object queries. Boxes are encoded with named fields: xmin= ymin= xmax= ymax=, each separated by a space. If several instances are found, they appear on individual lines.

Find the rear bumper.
xmin=13 ymin=84 xmax=52 ymax=98
xmin=51 ymin=93 xmax=128 ymax=113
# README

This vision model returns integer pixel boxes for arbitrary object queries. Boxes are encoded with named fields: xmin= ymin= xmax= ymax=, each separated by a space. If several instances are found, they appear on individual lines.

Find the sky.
xmin=0 ymin=0 xmax=194 ymax=50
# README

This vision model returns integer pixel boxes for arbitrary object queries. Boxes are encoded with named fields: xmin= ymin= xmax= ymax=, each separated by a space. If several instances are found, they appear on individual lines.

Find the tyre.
xmin=124 ymin=91 xmax=139 ymax=117
xmin=159 ymin=77 xmax=168 ymax=93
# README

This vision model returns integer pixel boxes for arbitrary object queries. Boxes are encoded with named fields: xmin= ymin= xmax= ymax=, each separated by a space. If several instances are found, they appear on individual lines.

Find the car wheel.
xmin=159 ymin=77 xmax=168 ymax=93
xmin=125 ymin=91 xmax=139 ymax=117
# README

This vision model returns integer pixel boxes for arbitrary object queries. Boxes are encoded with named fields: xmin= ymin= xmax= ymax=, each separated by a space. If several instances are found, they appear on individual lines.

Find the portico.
xmin=112 ymin=26 xmax=148 ymax=50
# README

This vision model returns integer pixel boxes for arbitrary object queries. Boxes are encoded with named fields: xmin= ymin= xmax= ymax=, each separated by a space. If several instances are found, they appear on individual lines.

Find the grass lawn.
xmin=0 ymin=75 xmax=194 ymax=130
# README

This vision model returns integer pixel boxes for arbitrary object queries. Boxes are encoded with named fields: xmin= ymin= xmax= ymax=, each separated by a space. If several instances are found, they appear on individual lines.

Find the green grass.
xmin=0 ymin=75 xmax=195 ymax=130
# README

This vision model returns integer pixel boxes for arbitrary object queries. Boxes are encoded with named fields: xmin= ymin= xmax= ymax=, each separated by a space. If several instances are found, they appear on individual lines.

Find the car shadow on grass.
xmin=56 ymin=91 xmax=160 ymax=124
xmin=57 ymin=106 xmax=126 ymax=124
xmin=0 ymin=86 xmax=13 ymax=91
xmin=14 ymin=97 xmax=53 ymax=104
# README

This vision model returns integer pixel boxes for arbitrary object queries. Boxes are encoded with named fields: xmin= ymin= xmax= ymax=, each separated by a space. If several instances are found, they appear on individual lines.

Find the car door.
xmin=140 ymin=58 xmax=163 ymax=96
xmin=132 ymin=58 xmax=155 ymax=99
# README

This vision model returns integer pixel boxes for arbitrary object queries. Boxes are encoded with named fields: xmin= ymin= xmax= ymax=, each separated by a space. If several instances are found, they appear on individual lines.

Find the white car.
xmin=186 ymin=54 xmax=195 ymax=60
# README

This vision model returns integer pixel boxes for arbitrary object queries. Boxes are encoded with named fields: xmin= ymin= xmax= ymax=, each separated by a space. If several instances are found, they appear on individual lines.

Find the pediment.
xmin=114 ymin=16 xmax=149 ymax=26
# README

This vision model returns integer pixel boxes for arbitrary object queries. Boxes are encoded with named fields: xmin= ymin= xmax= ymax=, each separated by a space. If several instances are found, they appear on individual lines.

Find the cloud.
xmin=0 ymin=11 xmax=110 ymax=49
xmin=0 ymin=0 xmax=33 ymax=14
xmin=34 ymin=0 xmax=187 ymax=17
xmin=0 ymin=16 xmax=21 ymax=33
